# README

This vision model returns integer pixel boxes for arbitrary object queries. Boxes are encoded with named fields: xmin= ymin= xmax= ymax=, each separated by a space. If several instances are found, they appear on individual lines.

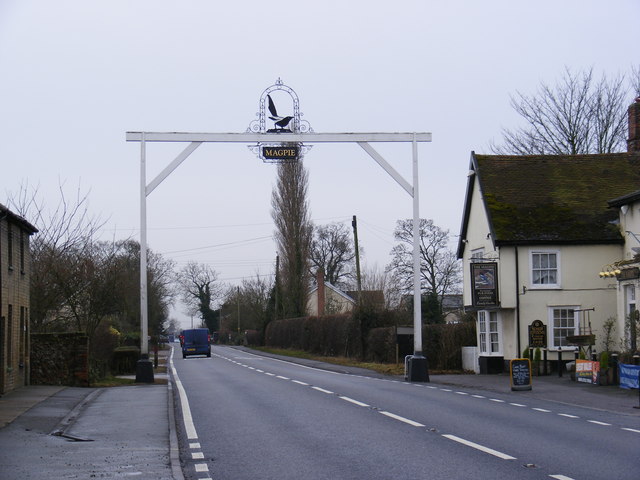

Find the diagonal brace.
xmin=147 ymin=141 xmax=203 ymax=196
xmin=357 ymin=142 xmax=413 ymax=197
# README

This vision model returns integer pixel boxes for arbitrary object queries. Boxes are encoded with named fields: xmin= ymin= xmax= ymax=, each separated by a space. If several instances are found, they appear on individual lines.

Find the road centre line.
xmin=533 ymin=408 xmax=551 ymax=413
xmin=442 ymin=434 xmax=516 ymax=460
xmin=509 ymin=403 xmax=526 ymax=407
xmin=312 ymin=387 xmax=334 ymax=394
xmin=622 ymin=427 xmax=640 ymax=433
xmin=379 ymin=411 xmax=425 ymax=427
xmin=587 ymin=420 xmax=611 ymax=426
xmin=339 ymin=396 xmax=370 ymax=407
xmin=276 ymin=375 xmax=290 ymax=380
xmin=292 ymin=380 xmax=309 ymax=386
xmin=558 ymin=413 xmax=579 ymax=419
xmin=490 ymin=398 xmax=505 ymax=403
xmin=549 ymin=475 xmax=575 ymax=480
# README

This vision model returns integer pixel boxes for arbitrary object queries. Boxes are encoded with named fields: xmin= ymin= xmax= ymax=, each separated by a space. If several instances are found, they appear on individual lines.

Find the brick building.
xmin=0 ymin=204 xmax=37 ymax=394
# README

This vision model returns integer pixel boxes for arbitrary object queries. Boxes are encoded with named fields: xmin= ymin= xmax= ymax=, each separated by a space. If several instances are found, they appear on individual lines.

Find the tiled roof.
xmin=473 ymin=153 xmax=640 ymax=245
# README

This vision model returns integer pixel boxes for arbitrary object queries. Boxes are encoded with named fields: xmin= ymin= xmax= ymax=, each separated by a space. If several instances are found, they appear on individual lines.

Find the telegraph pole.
xmin=352 ymin=215 xmax=362 ymax=297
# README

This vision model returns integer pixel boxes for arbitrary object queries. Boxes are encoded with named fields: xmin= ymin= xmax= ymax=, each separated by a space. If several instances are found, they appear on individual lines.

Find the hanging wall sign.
xmin=471 ymin=262 xmax=499 ymax=307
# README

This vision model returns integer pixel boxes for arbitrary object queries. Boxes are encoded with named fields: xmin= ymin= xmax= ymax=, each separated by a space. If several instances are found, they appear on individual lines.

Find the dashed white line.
xmin=490 ymin=398 xmax=505 ymax=403
xmin=265 ymin=372 xmax=276 ymax=376
xmin=379 ymin=411 xmax=425 ymax=427
xmin=312 ymin=387 xmax=334 ymax=394
xmin=292 ymin=380 xmax=309 ymax=386
xmin=533 ymin=408 xmax=551 ymax=413
xmin=441 ymin=388 xmax=452 ymax=392
xmin=509 ymin=403 xmax=526 ymax=407
xmin=195 ymin=463 xmax=209 ymax=472
xmin=189 ymin=442 xmax=201 ymax=449
xmin=442 ymin=434 xmax=516 ymax=460
xmin=587 ymin=420 xmax=611 ymax=426
xmin=339 ymin=396 xmax=370 ymax=407
xmin=549 ymin=475 xmax=575 ymax=480
xmin=192 ymin=452 xmax=204 ymax=459
xmin=558 ymin=413 xmax=579 ymax=419
xmin=472 ymin=394 xmax=485 ymax=399
xmin=455 ymin=391 xmax=469 ymax=396
xmin=622 ymin=427 xmax=640 ymax=433
xmin=276 ymin=375 xmax=290 ymax=380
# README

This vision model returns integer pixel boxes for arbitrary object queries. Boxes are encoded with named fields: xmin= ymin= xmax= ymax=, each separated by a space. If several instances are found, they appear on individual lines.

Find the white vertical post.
xmin=412 ymin=134 xmax=422 ymax=354
xmin=140 ymin=132 xmax=149 ymax=357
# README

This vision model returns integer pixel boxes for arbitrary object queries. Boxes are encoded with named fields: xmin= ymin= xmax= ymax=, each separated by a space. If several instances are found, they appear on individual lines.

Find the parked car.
xmin=180 ymin=328 xmax=211 ymax=358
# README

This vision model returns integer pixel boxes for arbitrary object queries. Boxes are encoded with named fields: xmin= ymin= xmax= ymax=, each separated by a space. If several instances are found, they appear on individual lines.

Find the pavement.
xmin=0 ymin=346 xmax=638 ymax=480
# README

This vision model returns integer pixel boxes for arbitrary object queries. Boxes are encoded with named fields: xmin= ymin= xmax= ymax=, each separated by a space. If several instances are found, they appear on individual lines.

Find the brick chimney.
xmin=316 ymin=268 xmax=325 ymax=316
xmin=628 ymin=96 xmax=640 ymax=153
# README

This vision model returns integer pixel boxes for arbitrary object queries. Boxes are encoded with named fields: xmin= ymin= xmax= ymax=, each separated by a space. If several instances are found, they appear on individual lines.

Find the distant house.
xmin=456 ymin=98 xmax=640 ymax=374
xmin=307 ymin=279 xmax=356 ymax=316
xmin=0 ymin=204 xmax=38 ymax=394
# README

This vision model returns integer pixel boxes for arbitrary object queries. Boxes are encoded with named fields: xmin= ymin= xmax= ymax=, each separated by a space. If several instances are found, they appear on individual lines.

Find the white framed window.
xmin=548 ymin=306 xmax=578 ymax=350
xmin=477 ymin=310 xmax=502 ymax=355
xmin=530 ymin=250 xmax=560 ymax=288
xmin=471 ymin=248 xmax=485 ymax=260
xmin=625 ymin=284 xmax=636 ymax=318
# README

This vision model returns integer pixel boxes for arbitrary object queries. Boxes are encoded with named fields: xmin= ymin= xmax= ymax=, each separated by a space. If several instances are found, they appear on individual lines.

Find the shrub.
xmin=112 ymin=346 xmax=140 ymax=375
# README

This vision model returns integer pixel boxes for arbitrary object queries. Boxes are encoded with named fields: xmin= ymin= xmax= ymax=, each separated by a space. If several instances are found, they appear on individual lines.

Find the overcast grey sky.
xmin=2 ymin=1 xmax=638 ymax=327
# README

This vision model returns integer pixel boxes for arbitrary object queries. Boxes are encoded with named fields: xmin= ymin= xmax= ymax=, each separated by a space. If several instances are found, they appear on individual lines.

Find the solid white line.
xmin=192 ymin=452 xmax=204 ymax=459
xmin=379 ymin=411 xmax=425 ymax=427
xmin=170 ymin=349 xmax=199 ymax=440
xmin=312 ymin=387 xmax=334 ymax=394
xmin=587 ymin=420 xmax=611 ymax=426
xmin=339 ymin=396 xmax=370 ymax=407
xmin=442 ymin=434 xmax=516 ymax=460
xmin=558 ymin=414 xmax=579 ymax=419
xmin=622 ymin=427 xmax=640 ymax=433
xmin=549 ymin=475 xmax=575 ymax=480
xmin=533 ymin=408 xmax=551 ymax=413
xmin=292 ymin=380 xmax=309 ymax=386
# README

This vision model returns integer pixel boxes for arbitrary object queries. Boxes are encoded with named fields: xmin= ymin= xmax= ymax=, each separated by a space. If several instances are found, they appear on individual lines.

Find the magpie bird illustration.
xmin=267 ymin=94 xmax=293 ymax=130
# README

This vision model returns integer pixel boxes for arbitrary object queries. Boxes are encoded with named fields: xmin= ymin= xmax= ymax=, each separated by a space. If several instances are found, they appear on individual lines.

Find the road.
xmin=171 ymin=345 xmax=640 ymax=480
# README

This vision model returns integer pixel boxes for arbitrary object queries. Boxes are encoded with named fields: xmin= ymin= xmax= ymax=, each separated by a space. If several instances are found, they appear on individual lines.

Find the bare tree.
xmin=271 ymin=160 xmax=312 ymax=318
xmin=492 ymin=67 xmax=636 ymax=155
xmin=386 ymin=219 xmax=462 ymax=301
xmin=309 ymin=222 xmax=355 ymax=288
xmin=177 ymin=261 xmax=223 ymax=332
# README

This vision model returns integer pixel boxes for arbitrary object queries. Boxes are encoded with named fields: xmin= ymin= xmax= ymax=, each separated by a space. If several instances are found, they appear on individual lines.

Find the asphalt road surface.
xmin=171 ymin=345 xmax=640 ymax=480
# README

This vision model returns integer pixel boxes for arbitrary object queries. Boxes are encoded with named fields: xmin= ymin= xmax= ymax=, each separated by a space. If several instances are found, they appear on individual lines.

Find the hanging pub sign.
xmin=528 ymin=320 xmax=547 ymax=348
xmin=471 ymin=262 xmax=499 ymax=307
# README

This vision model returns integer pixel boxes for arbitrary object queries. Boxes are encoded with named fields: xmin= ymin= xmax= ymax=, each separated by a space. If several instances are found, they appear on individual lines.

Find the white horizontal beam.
xmin=126 ymin=131 xmax=432 ymax=143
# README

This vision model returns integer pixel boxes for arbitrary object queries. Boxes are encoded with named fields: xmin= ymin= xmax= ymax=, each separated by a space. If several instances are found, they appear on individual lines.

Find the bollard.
xmin=558 ymin=347 xmax=563 ymax=377
xmin=611 ymin=353 xmax=618 ymax=385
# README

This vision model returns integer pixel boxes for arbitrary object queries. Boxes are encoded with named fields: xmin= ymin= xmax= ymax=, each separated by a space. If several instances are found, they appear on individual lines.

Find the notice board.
xmin=510 ymin=358 xmax=532 ymax=391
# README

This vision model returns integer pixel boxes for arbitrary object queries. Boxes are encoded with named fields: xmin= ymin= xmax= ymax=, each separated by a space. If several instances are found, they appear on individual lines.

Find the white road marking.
xmin=455 ymin=391 xmax=469 ymax=395
xmin=472 ymin=394 xmax=485 ymax=399
xmin=169 ymin=349 xmax=198 ymax=440
xmin=440 ymin=388 xmax=452 ymax=392
xmin=379 ymin=411 xmax=425 ymax=427
xmin=442 ymin=434 xmax=516 ymax=460
xmin=312 ymin=387 xmax=334 ymax=394
xmin=509 ymin=403 xmax=526 ymax=407
xmin=276 ymin=375 xmax=290 ymax=380
xmin=192 ymin=452 xmax=204 ymax=459
xmin=622 ymin=427 xmax=640 ymax=433
xmin=587 ymin=420 xmax=611 ymax=426
xmin=490 ymin=398 xmax=505 ymax=403
xmin=195 ymin=464 xmax=209 ymax=472
xmin=265 ymin=372 xmax=276 ymax=376
xmin=558 ymin=414 xmax=579 ymax=419
xmin=189 ymin=442 xmax=201 ymax=449
xmin=549 ymin=475 xmax=575 ymax=480
xmin=533 ymin=408 xmax=551 ymax=413
xmin=292 ymin=380 xmax=309 ymax=386
xmin=339 ymin=396 xmax=370 ymax=407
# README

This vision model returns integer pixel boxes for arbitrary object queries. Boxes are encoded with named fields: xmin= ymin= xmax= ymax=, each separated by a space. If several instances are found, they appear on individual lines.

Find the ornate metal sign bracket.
xmin=247 ymin=78 xmax=313 ymax=163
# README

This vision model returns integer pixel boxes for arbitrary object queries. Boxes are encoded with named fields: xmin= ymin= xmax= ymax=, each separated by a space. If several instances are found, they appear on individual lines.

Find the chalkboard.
xmin=510 ymin=359 xmax=532 ymax=391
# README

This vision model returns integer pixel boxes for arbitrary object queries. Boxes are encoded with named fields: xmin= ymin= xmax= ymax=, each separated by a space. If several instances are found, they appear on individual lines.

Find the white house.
xmin=456 ymin=98 xmax=640 ymax=374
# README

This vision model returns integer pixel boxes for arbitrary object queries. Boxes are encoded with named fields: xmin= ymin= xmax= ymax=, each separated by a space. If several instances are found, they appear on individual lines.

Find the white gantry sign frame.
xmin=126 ymin=131 xmax=432 ymax=378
